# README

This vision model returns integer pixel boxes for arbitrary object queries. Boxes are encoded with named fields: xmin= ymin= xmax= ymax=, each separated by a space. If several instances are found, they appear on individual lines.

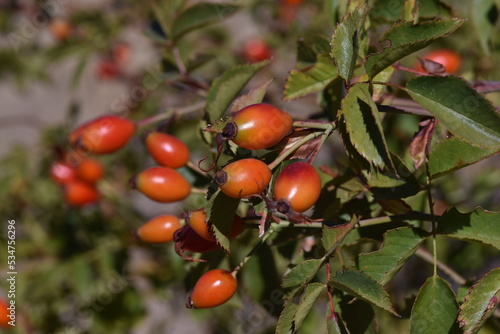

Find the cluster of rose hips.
xmin=62 ymin=103 xmax=323 ymax=309
xmin=134 ymin=103 xmax=322 ymax=308
xmin=50 ymin=115 xmax=136 ymax=207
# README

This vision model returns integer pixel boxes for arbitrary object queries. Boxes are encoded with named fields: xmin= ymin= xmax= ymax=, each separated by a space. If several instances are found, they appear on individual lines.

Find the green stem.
xmin=415 ymin=247 xmax=466 ymax=285
xmin=243 ymin=212 xmax=439 ymax=230
xmin=293 ymin=120 xmax=334 ymax=130
xmin=232 ymin=223 xmax=281 ymax=275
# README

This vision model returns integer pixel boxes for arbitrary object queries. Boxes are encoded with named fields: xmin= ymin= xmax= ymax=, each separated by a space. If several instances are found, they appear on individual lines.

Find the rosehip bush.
xmin=2 ymin=1 xmax=500 ymax=334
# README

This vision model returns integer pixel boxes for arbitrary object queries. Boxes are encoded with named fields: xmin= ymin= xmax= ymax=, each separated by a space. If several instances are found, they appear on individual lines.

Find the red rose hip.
xmin=145 ymin=131 xmax=190 ymax=168
xmin=137 ymin=214 xmax=182 ymax=243
xmin=131 ymin=166 xmax=191 ymax=203
xmin=273 ymin=162 xmax=321 ymax=213
xmin=215 ymin=158 xmax=272 ymax=198
xmin=222 ymin=103 xmax=293 ymax=151
xmin=186 ymin=208 xmax=246 ymax=241
xmin=63 ymin=180 xmax=99 ymax=207
xmin=70 ymin=115 xmax=136 ymax=154
xmin=187 ymin=269 xmax=238 ymax=309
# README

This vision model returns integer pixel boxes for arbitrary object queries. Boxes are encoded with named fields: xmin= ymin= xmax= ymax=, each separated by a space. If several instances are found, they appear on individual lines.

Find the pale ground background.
xmin=1 ymin=2 xmax=499 ymax=333
xmin=0 ymin=4 xmax=278 ymax=333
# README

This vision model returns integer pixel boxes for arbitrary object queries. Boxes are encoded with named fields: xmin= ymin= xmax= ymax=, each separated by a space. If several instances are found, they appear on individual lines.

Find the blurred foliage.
xmin=0 ymin=0 xmax=499 ymax=333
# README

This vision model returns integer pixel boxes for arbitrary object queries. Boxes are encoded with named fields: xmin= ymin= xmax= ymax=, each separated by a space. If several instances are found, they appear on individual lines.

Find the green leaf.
xmin=358 ymin=227 xmax=429 ymax=285
xmin=428 ymin=137 xmax=500 ymax=179
xmin=283 ymin=53 xmax=338 ymax=101
xmin=296 ymin=35 xmax=332 ymax=65
xmin=322 ymin=215 xmax=360 ymax=253
xmin=205 ymin=60 xmax=269 ymax=122
xmin=407 ymin=76 xmax=500 ymax=149
xmin=437 ymin=207 xmax=500 ymax=250
xmin=339 ymin=83 xmax=394 ymax=169
xmin=205 ymin=189 xmax=240 ymax=252
xmin=171 ymin=3 xmax=238 ymax=40
xmin=230 ymin=78 xmax=273 ymax=113
xmin=458 ymin=268 xmax=500 ymax=334
xmin=410 ymin=276 xmax=460 ymax=334
xmin=372 ymin=66 xmax=395 ymax=102
xmin=294 ymin=283 xmax=327 ymax=330
xmin=276 ymin=300 xmax=299 ymax=334
xmin=365 ymin=18 xmax=464 ymax=77
xmin=331 ymin=5 xmax=368 ymax=82
xmin=326 ymin=312 xmax=345 ymax=334
xmin=365 ymin=155 xmax=421 ymax=199
xmin=471 ymin=0 xmax=497 ymax=54
xmin=329 ymin=268 xmax=398 ymax=316
xmin=370 ymin=0 xmax=453 ymax=22
xmin=282 ymin=258 xmax=324 ymax=296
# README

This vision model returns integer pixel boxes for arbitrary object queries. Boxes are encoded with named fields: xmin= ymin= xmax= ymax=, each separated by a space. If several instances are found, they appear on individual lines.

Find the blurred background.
xmin=0 ymin=0 xmax=499 ymax=333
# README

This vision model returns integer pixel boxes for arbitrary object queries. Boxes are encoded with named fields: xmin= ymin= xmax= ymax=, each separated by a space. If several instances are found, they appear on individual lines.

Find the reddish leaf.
xmin=410 ymin=118 xmax=436 ymax=169
xmin=417 ymin=58 xmax=446 ymax=74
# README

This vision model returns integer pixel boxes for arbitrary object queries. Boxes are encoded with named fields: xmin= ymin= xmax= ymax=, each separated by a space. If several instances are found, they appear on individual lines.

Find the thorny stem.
xmin=231 ymin=223 xmax=281 ymax=275
xmin=137 ymin=102 xmax=206 ymax=129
